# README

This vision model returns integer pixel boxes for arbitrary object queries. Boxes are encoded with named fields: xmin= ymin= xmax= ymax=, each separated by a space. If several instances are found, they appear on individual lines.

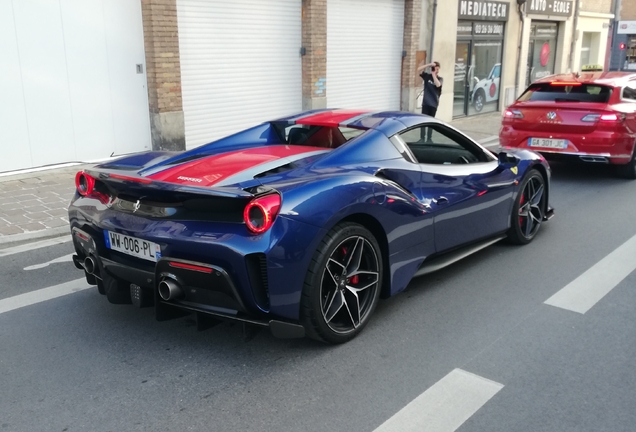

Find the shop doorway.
xmin=527 ymin=22 xmax=558 ymax=84
xmin=453 ymin=39 xmax=503 ymax=117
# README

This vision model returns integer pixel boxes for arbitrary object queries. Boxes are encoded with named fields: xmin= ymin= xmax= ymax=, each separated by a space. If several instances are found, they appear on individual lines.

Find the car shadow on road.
xmin=547 ymin=160 xmax=626 ymax=185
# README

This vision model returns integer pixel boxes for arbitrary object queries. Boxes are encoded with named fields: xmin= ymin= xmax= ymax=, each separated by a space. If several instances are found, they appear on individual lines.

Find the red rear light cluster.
xmin=75 ymin=171 xmax=95 ymax=196
xmin=504 ymin=109 xmax=523 ymax=119
xmin=243 ymin=194 xmax=281 ymax=234
xmin=75 ymin=171 xmax=110 ymax=204
xmin=581 ymin=112 xmax=625 ymax=123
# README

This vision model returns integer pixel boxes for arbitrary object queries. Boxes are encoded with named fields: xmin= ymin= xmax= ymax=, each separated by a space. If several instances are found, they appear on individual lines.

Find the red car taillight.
xmin=75 ymin=171 xmax=95 ymax=196
xmin=504 ymin=109 xmax=523 ymax=119
xmin=581 ymin=112 xmax=626 ymax=123
xmin=243 ymin=194 xmax=281 ymax=234
xmin=75 ymin=171 xmax=110 ymax=204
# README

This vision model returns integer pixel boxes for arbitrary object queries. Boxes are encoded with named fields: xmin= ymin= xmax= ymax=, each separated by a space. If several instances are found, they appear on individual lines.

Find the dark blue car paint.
xmin=68 ymin=111 xmax=551 ymax=324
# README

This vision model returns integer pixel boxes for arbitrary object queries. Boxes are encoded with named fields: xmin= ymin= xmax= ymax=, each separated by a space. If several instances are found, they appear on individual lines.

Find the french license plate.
xmin=528 ymin=138 xmax=567 ymax=149
xmin=104 ymin=230 xmax=161 ymax=262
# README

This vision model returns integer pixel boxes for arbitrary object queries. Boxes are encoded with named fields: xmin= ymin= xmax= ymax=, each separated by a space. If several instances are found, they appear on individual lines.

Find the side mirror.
xmin=497 ymin=151 xmax=520 ymax=168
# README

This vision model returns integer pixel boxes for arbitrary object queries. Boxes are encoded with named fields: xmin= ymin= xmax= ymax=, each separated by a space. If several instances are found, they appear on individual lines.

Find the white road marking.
xmin=23 ymin=253 xmax=74 ymax=271
xmin=0 ymin=279 xmax=89 ymax=315
xmin=0 ymin=236 xmax=72 ymax=258
xmin=373 ymin=369 xmax=504 ymax=432
xmin=545 ymin=233 xmax=636 ymax=314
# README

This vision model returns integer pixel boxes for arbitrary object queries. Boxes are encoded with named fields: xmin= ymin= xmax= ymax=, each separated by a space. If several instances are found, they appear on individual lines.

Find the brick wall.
xmin=401 ymin=0 xmax=421 ymax=111
xmin=141 ymin=0 xmax=185 ymax=151
xmin=302 ymin=0 xmax=327 ymax=110
xmin=580 ymin=0 xmax=613 ymax=14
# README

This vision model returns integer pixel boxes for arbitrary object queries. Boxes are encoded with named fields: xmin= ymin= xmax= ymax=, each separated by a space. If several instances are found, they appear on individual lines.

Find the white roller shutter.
xmin=327 ymin=0 xmax=404 ymax=110
xmin=177 ymin=1 xmax=302 ymax=149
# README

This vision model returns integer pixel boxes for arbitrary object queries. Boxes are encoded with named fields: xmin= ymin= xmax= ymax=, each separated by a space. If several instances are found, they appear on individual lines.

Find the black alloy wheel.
xmin=301 ymin=223 xmax=382 ymax=344
xmin=507 ymin=170 xmax=546 ymax=245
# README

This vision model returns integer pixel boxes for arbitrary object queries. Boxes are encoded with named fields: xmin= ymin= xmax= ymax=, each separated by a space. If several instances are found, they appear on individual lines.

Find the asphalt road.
xmin=1 ymin=160 xmax=635 ymax=432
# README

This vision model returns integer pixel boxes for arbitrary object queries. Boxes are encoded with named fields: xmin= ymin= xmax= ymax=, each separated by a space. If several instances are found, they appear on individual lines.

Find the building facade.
xmin=0 ymin=0 xmax=620 ymax=173
xmin=610 ymin=0 xmax=636 ymax=70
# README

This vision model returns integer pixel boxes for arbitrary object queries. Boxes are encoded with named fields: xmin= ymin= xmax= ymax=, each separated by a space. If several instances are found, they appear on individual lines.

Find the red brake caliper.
xmin=519 ymin=191 xmax=526 ymax=227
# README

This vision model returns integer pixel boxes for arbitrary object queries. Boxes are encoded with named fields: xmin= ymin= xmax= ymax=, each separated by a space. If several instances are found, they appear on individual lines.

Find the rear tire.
xmin=616 ymin=149 xmax=636 ymax=179
xmin=473 ymin=89 xmax=485 ymax=112
xmin=300 ymin=222 xmax=383 ymax=344
xmin=507 ymin=169 xmax=546 ymax=245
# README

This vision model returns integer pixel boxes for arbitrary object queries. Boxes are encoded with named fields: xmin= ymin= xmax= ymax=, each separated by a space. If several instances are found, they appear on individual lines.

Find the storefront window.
xmin=527 ymin=22 xmax=558 ymax=84
xmin=468 ymin=40 xmax=503 ymax=115
xmin=454 ymin=20 xmax=504 ymax=117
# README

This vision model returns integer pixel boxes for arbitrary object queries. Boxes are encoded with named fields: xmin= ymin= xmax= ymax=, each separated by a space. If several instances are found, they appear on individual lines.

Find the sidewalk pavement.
xmin=0 ymin=112 xmax=504 ymax=248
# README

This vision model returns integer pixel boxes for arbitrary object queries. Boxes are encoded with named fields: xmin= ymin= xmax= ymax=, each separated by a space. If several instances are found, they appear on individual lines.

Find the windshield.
xmin=518 ymin=83 xmax=612 ymax=103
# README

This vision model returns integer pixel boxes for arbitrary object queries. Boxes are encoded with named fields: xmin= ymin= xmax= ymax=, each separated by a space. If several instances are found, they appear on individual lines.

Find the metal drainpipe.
xmin=514 ymin=3 xmax=525 ymax=97
xmin=568 ymin=0 xmax=581 ymax=72
xmin=429 ymin=0 xmax=438 ymax=61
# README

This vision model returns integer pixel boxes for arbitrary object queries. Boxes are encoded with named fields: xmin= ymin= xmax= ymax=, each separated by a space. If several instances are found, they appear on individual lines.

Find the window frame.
xmin=393 ymin=122 xmax=496 ymax=166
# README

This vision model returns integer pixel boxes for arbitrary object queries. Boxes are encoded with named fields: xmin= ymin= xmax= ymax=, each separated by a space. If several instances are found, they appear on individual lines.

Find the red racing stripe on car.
xmin=147 ymin=146 xmax=325 ymax=186
xmin=296 ymin=110 xmax=371 ymax=127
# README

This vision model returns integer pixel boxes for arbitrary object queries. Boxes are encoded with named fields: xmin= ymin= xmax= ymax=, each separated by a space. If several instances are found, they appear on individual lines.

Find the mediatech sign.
xmin=528 ymin=0 xmax=573 ymax=17
xmin=458 ymin=1 xmax=509 ymax=22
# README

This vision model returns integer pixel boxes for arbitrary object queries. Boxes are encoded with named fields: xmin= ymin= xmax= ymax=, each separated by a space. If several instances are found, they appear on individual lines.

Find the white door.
xmin=177 ymin=0 xmax=302 ymax=149
xmin=327 ymin=0 xmax=404 ymax=110
xmin=0 ymin=0 xmax=151 ymax=173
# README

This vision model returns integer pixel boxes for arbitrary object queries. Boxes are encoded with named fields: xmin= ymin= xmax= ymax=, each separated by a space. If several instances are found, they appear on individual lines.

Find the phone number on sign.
xmin=474 ymin=24 xmax=503 ymax=35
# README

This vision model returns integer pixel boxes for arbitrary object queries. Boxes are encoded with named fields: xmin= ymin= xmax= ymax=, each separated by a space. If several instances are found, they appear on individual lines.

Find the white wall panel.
xmin=60 ymin=0 xmax=116 ymax=161
xmin=0 ymin=0 xmax=32 ymax=172
xmin=177 ymin=0 xmax=302 ymax=148
xmin=12 ymin=0 xmax=76 ymax=167
xmin=1 ymin=0 xmax=150 ymax=172
xmin=103 ymin=0 xmax=151 ymax=157
xmin=327 ymin=0 xmax=404 ymax=110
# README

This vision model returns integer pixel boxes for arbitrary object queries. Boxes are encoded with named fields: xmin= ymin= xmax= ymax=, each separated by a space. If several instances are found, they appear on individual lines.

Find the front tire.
xmin=507 ymin=169 xmax=546 ymax=245
xmin=300 ymin=223 xmax=383 ymax=344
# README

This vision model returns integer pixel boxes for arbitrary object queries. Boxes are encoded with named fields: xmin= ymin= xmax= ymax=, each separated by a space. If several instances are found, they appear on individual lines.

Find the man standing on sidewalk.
xmin=417 ymin=61 xmax=443 ymax=142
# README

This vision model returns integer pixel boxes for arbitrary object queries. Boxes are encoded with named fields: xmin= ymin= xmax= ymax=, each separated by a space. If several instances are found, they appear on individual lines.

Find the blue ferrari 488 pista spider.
xmin=69 ymin=109 xmax=553 ymax=344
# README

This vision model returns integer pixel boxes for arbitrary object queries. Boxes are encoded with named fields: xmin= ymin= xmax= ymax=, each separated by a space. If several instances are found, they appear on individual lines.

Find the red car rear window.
xmin=518 ymin=83 xmax=612 ymax=103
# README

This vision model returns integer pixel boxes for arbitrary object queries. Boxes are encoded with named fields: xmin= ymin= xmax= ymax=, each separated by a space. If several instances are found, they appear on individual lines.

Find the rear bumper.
xmin=499 ymin=127 xmax=635 ymax=164
xmin=71 ymin=226 xmax=306 ymax=339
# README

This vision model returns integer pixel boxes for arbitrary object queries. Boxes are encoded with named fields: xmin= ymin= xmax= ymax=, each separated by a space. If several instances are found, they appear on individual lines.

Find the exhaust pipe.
xmin=580 ymin=156 xmax=608 ymax=163
xmin=84 ymin=256 xmax=96 ymax=275
xmin=158 ymin=278 xmax=184 ymax=301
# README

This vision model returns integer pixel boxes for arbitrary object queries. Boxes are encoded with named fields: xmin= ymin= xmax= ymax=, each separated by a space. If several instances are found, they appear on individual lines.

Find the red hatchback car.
xmin=500 ymin=72 xmax=636 ymax=178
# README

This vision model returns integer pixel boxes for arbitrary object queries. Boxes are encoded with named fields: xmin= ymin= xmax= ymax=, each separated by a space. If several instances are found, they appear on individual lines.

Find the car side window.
xmin=398 ymin=124 xmax=490 ymax=165
xmin=623 ymin=82 xmax=636 ymax=101
xmin=492 ymin=65 xmax=501 ymax=79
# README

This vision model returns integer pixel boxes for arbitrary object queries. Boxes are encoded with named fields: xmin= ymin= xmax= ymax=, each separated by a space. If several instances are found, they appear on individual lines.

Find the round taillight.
xmin=243 ymin=194 xmax=281 ymax=234
xmin=75 ymin=171 xmax=95 ymax=196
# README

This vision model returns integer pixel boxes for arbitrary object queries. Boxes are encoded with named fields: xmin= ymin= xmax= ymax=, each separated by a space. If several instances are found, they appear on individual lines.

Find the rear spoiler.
xmin=85 ymin=168 xmax=255 ymax=200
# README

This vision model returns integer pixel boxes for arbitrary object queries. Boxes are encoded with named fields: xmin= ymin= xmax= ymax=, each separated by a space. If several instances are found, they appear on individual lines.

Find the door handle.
xmin=433 ymin=196 xmax=448 ymax=204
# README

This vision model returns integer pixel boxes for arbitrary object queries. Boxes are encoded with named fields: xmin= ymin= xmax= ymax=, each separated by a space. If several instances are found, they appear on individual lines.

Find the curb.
xmin=0 ymin=226 xmax=71 ymax=248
